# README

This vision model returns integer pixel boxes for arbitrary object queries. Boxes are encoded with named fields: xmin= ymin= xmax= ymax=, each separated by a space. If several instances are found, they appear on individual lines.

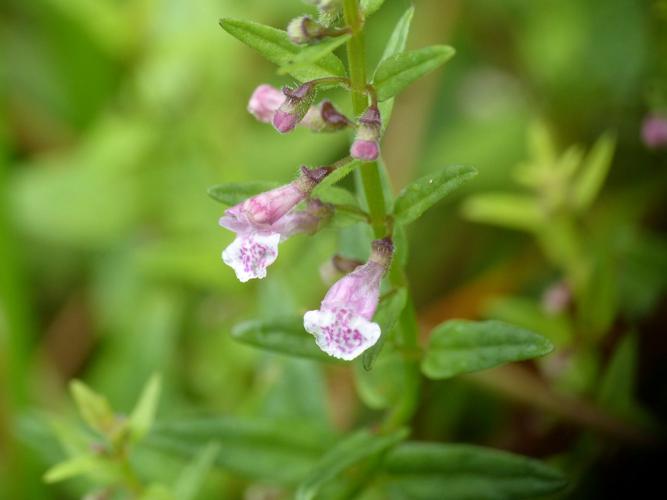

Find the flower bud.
xmin=287 ymin=15 xmax=328 ymax=44
xmin=350 ymin=105 xmax=382 ymax=161
xmin=301 ymin=100 xmax=352 ymax=132
xmin=642 ymin=113 xmax=667 ymax=150
xmin=304 ymin=238 xmax=394 ymax=360
xmin=247 ymin=84 xmax=285 ymax=123
xmin=319 ymin=255 xmax=364 ymax=285
xmin=273 ymin=83 xmax=316 ymax=133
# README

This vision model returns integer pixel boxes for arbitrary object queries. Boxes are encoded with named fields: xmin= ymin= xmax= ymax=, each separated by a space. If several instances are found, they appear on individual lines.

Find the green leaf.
xmin=384 ymin=442 xmax=567 ymax=500
xmin=69 ymin=380 xmax=115 ymax=434
xmin=571 ymin=133 xmax=615 ymax=212
xmin=278 ymin=35 xmax=351 ymax=76
xmin=296 ymin=428 xmax=408 ymax=500
xmin=43 ymin=455 xmax=103 ymax=483
xmin=129 ymin=373 xmax=162 ymax=442
xmin=421 ymin=320 xmax=553 ymax=380
xmin=219 ymin=18 xmax=346 ymax=81
xmin=379 ymin=6 xmax=415 ymax=64
xmin=394 ymin=165 xmax=477 ymax=225
xmin=231 ymin=316 xmax=334 ymax=362
xmin=208 ymin=181 xmax=278 ymax=206
xmin=173 ymin=442 xmax=221 ymax=500
xmin=462 ymin=193 xmax=542 ymax=231
xmin=374 ymin=46 xmax=455 ymax=102
xmin=147 ymin=418 xmax=333 ymax=485
xmin=362 ymin=288 xmax=408 ymax=371
xmin=312 ymin=159 xmax=361 ymax=192
xmin=361 ymin=0 xmax=387 ymax=17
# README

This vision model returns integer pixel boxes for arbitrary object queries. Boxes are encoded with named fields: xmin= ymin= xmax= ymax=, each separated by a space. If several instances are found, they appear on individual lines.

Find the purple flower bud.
xmin=247 ymin=84 xmax=285 ymax=123
xmin=319 ymin=255 xmax=364 ymax=285
xmin=273 ymin=83 xmax=316 ymax=133
xmin=350 ymin=105 xmax=382 ymax=161
xmin=219 ymin=168 xmax=331 ymax=282
xmin=304 ymin=239 xmax=393 ymax=360
xmin=301 ymin=100 xmax=352 ymax=132
xmin=286 ymin=15 xmax=327 ymax=44
xmin=642 ymin=113 xmax=667 ymax=150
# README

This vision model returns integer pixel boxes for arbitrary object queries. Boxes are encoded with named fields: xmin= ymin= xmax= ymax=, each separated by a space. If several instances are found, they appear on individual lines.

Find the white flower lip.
xmin=222 ymin=233 xmax=281 ymax=283
xmin=304 ymin=308 xmax=381 ymax=361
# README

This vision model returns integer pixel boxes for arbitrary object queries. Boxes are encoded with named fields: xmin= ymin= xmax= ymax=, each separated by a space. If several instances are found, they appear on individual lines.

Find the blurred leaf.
xmin=296 ymin=428 xmax=408 ymax=500
xmin=373 ymin=46 xmax=455 ymax=102
xmin=579 ymin=252 xmax=618 ymax=339
xmin=231 ymin=316 xmax=334 ymax=362
xmin=422 ymin=320 xmax=553 ymax=380
xmin=378 ymin=5 xmax=415 ymax=65
xmin=462 ymin=193 xmax=542 ymax=231
xmin=172 ymin=442 xmax=220 ymax=500
xmin=69 ymin=380 xmax=115 ymax=434
xmin=278 ymin=35 xmax=351 ymax=76
xmin=219 ymin=19 xmax=346 ymax=81
xmin=362 ymin=288 xmax=408 ymax=371
xmin=147 ymin=418 xmax=333 ymax=485
xmin=362 ymin=0 xmax=387 ymax=17
xmin=394 ymin=165 xmax=477 ymax=225
xmin=316 ymin=186 xmax=360 ymax=207
xmin=570 ymin=133 xmax=615 ymax=212
xmin=129 ymin=374 xmax=162 ymax=443
xmin=207 ymin=181 xmax=279 ymax=206
xmin=527 ymin=121 xmax=556 ymax=166
xmin=140 ymin=484 xmax=175 ymax=500
xmin=43 ymin=454 xmax=103 ymax=484
xmin=384 ymin=442 xmax=567 ymax=499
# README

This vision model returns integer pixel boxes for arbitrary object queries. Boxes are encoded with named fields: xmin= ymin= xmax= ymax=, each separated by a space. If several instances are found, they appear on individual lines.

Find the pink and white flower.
xmin=273 ymin=83 xmax=316 ymax=133
xmin=220 ymin=168 xmax=331 ymax=282
xmin=304 ymin=239 xmax=393 ymax=360
xmin=350 ymin=105 xmax=382 ymax=161
xmin=247 ymin=85 xmax=285 ymax=123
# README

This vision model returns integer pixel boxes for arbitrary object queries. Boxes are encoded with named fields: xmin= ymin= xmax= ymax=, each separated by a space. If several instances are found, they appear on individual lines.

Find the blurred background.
xmin=1 ymin=0 xmax=666 ymax=498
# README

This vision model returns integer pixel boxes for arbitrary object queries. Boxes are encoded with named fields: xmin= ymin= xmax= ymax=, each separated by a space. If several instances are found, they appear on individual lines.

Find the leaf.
xmin=379 ymin=6 xmax=415 ymax=64
xmin=571 ymin=133 xmax=615 ymax=212
xmin=129 ymin=373 xmax=162 ymax=442
xmin=421 ymin=320 xmax=553 ymax=380
xmin=231 ymin=316 xmax=334 ymax=362
xmin=208 ymin=181 xmax=279 ymax=206
xmin=312 ymin=159 xmax=361 ymax=192
xmin=219 ymin=18 xmax=346 ymax=81
xmin=172 ymin=442 xmax=221 ymax=500
xmin=278 ymin=35 xmax=351 ymax=76
xmin=384 ymin=442 xmax=568 ymax=500
xmin=296 ymin=428 xmax=408 ymax=500
xmin=146 ymin=418 xmax=334 ymax=485
xmin=362 ymin=288 xmax=408 ymax=371
xmin=462 ymin=193 xmax=542 ymax=231
xmin=394 ymin=165 xmax=477 ymax=225
xmin=43 ymin=455 xmax=103 ymax=483
xmin=374 ymin=46 xmax=455 ymax=102
xmin=69 ymin=380 xmax=115 ymax=434
xmin=361 ymin=0 xmax=387 ymax=17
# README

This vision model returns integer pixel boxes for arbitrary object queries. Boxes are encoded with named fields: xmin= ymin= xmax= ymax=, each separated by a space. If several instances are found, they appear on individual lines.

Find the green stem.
xmin=343 ymin=0 xmax=387 ymax=238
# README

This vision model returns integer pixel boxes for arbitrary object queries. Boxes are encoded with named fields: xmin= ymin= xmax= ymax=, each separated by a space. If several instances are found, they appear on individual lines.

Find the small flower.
xmin=287 ymin=15 xmax=328 ymax=45
xmin=301 ymin=100 xmax=352 ymax=132
xmin=220 ymin=167 xmax=331 ymax=282
xmin=273 ymin=83 xmax=316 ymax=133
xmin=350 ymin=105 xmax=382 ymax=161
xmin=642 ymin=113 xmax=667 ymax=150
xmin=247 ymin=84 xmax=285 ymax=123
xmin=304 ymin=238 xmax=393 ymax=360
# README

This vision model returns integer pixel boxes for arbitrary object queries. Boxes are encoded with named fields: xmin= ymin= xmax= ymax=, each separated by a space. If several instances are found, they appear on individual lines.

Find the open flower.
xmin=350 ymin=105 xmax=382 ymax=161
xmin=247 ymin=84 xmax=285 ymax=123
xmin=220 ymin=167 xmax=331 ymax=282
xmin=304 ymin=238 xmax=393 ymax=360
xmin=273 ymin=83 xmax=316 ymax=133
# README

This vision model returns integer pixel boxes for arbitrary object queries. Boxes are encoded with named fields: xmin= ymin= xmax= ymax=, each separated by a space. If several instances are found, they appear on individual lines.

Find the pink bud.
xmin=272 ymin=83 xmax=316 ymax=134
xmin=304 ymin=239 xmax=393 ymax=360
xmin=350 ymin=140 xmax=379 ymax=161
xmin=350 ymin=105 xmax=382 ymax=161
xmin=642 ymin=114 xmax=667 ymax=150
xmin=247 ymin=84 xmax=285 ymax=123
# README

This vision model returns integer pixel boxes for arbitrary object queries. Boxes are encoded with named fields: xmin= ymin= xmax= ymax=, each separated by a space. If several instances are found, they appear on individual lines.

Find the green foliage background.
xmin=1 ymin=0 xmax=666 ymax=498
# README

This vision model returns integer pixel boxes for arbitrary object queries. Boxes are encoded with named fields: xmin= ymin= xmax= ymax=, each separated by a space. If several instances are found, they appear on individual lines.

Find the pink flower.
xmin=350 ymin=105 xmax=382 ymax=161
xmin=642 ymin=114 xmax=667 ymax=150
xmin=304 ymin=239 xmax=393 ymax=360
xmin=220 ymin=167 xmax=331 ymax=282
xmin=247 ymin=85 xmax=285 ymax=123
xmin=273 ymin=83 xmax=316 ymax=133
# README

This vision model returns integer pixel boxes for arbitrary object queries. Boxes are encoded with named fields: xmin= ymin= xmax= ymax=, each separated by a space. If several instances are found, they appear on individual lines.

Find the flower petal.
xmin=304 ymin=307 xmax=381 ymax=360
xmin=222 ymin=232 xmax=281 ymax=282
